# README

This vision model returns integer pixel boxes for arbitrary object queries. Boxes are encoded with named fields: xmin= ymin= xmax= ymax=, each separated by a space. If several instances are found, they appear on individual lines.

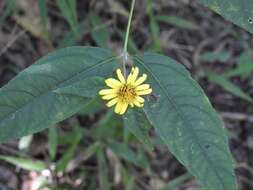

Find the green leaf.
xmin=0 ymin=46 xmax=117 ymax=143
xmin=207 ymin=71 xmax=252 ymax=102
xmin=198 ymin=0 xmax=253 ymax=33
xmin=134 ymin=53 xmax=237 ymax=190
xmin=82 ymin=142 xmax=100 ymax=161
xmin=108 ymin=141 xmax=148 ymax=168
xmin=124 ymin=109 xmax=153 ymax=149
xmin=223 ymin=52 xmax=253 ymax=79
xmin=89 ymin=14 xmax=109 ymax=48
xmin=0 ymin=155 xmax=47 ymax=171
xmin=56 ymin=0 xmax=78 ymax=31
xmin=200 ymin=51 xmax=231 ymax=62
xmin=54 ymin=77 xmax=104 ymax=97
xmin=161 ymin=173 xmax=193 ymax=190
xmin=56 ymin=126 xmax=82 ymax=172
xmin=147 ymin=0 xmax=162 ymax=52
xmin=59 ymin=21 xmax=89 ymax=47
xmin=92 ymin=110 xmax=121 ymax=140
xmin=97 ymin=148 xmax=110 ymax=190
xmin=126 ymin=176 xmax=135 ymax=190
xmin=79 ymin=96 xmax=104 ymax=115
xmin=109 ymin=142 xmax=138 ymax=163
xmin=48 ymin=126 xmax=58 ymax=160
xmin=156 ymin=15 xmax=198 ymax=30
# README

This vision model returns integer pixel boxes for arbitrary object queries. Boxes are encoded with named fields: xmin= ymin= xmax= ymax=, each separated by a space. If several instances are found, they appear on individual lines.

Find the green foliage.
xmin=59 ymin=21 xmax=89 ymax=47
xmin=109 ymin=141 xmax=148 ymax=168
xmin=147 ymin=0 xmax=162 ymax=52
xmin=0 ymin=45 xmax=237 ymax=189
xmin=0 ymin=0 xmax=244 ymax=187
xmin=91 ymin=110 xmax=121 ymax=139
xmin=124 ymin=109 xmax=153 ymax=148
xmin=207 ymin=71 xmax=252 ymax=102
xmin=79 ymin=97 xmax=104 ymax=115
xmin=125 ymin=176 xmax=135 ymax=190
xmin=134 ymin=53 xmax=236 ymax=190
xmin=204 ymin=52 xmax=253 ymax=102
xmin=48 ymin=126 xmax=58 ymax=160
xmin=0 ymin=47 xmax=117 ymax=143
xmin=97 ymin=148 xmax=110 ymax=190
xmin=0 ymin=155 xmax=47 ymax=171
xmin=56 ymin=0 xmax=78 ymax=31
xmin=161 ymin=173 xmax=193 ymax=190
xmin=156 ymin=15 xmax=198 ymax=30
xmin=56 ymin=126 xmax=82 ymax=172
xmin=200 ymin=51 xmax=231 ymax=62
xmin=223 ymin=52 xmax=253 ymax=79
xmin=89 ymin=14 xmax=110 ymax=48
xmin=198 ymin=0 xmax=253 ymax=33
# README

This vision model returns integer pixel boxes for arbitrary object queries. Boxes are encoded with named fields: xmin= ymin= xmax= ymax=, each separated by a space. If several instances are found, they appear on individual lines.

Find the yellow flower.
xmin=99 ymin=67 xmax=152 ymax=115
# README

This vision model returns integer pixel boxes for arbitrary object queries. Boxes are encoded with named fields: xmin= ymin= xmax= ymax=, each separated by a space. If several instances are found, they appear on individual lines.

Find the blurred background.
xmin=0 ymin=0 xmax=253 ymax=190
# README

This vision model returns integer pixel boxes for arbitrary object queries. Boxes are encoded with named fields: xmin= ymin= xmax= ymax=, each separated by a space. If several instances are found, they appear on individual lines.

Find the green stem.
xmin=124 ymin=0 xmax=136 ymax=53
xmin=122 ymin=0 xmax=136 ymax=77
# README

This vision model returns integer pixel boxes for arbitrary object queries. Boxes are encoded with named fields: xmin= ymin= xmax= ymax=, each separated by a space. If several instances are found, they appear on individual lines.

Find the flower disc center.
xmin=118 ymin=85 xmax=136 ymax=102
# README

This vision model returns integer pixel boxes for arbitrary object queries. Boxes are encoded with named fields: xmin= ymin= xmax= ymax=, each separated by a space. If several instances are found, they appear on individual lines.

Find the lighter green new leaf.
xmin=0 ymin=155 xmax=47 ymax=172
xmin=134 ymin=53 xmax=236 ymax=190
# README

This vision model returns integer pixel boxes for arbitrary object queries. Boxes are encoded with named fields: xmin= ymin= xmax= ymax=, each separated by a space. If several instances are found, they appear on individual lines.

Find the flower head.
xmin=99 ymin=67 xmax=152 ymax=115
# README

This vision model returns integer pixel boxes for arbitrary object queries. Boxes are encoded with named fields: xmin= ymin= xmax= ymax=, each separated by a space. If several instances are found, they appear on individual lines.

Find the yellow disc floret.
xmin=99 ymin=67 xmax=152 ymax=115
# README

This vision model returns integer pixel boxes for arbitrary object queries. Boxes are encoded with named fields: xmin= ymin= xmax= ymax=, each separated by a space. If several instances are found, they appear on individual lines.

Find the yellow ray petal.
xmin=114 ymin=101 xmax=124 ymax=114
xmin=131 ymin=67 xmax=139 ymax=83
xmin=116 ymin=69 xmax=126 ymax=83
xmin=99 ymin=89 xmax=118 ymax=95
xmin=127 ymin=67 xmax=139 ymax=84
xmin=119 ymin=102 xmax=128 ymax=115
xmin=102 ymin=93 xmax=118 ymax=100
xmin=127 ymin=72 xmax=133 ymax=84
xmin=134 ymin=74 xmax=147 ymax=86
xmin=106 ymin=98 xmax=118 ymax=107
xmin=133 ymin=99 xmax=144 ymax=107
xmin=136 ymin=96 xmax=145 ymax=103
xmin=137 ymin=88 xmax=152 ymax=95
xmin=105 ymin=78 xmax=122 ymax=88
xmin=136 ymin=84 xmax=150 ymax=91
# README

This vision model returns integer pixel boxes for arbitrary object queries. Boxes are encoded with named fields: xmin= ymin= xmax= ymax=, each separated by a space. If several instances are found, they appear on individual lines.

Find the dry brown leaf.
xmin=13 ymin=0 xmax=47 ymax=40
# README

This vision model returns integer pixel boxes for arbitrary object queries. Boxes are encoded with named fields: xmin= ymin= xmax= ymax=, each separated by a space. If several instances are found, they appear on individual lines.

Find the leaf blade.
xmin=124 ymin=109 xmax=153 ymax=149
xmin=0 ymin=155 xmax=47 ymax=172
xmin=0 ymin=46 xmax=117 ymax=143
xmin=134 ymin=53 xmax=236 ymax=190
xmin=198 ymin=0 xmax=253 ymax=33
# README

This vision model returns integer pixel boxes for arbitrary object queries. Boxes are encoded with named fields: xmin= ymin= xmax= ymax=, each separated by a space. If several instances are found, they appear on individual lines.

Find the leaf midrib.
xmin=135 ymin=56 xmax=226 ymax=190
xmin=0 ymin=56 xmax=116 ymax=123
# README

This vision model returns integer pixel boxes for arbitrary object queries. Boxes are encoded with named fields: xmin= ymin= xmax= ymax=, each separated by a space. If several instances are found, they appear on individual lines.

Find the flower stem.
xmin=122 ymin=0 xmax=136 ymax=77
